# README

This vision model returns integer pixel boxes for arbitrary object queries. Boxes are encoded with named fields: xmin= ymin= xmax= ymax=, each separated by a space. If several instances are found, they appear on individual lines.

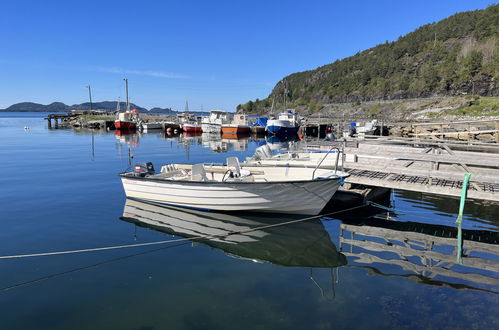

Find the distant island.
xmin=1 ymin=101 xmax=180 ymax=114
xmin=239 ymin=4 xmax=498 ymax=118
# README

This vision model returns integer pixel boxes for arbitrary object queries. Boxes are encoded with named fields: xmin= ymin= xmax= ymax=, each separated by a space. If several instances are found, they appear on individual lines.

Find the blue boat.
xmin=266 ymin=110 xmax=300 ymax=136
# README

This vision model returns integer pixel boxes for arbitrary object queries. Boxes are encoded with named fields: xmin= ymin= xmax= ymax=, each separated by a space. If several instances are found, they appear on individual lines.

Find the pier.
xmin=309 ymin=137 xmax=499 ymax=202
xmin=45 ymin=113 xmax=78 ymax=129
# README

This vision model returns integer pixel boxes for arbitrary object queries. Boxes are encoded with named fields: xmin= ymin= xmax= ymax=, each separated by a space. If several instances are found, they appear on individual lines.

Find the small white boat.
xmin=140 ymin=122 xmax=163 ymax=132
xmin=119 ymin=157 xmax=348 ymax=215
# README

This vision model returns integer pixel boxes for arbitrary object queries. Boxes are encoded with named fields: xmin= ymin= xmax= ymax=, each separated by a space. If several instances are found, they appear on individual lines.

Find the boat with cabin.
xmin=266 ymin=109 xmax=300 ymax=136
xmin=115 ymin=110 xmax=140 ymax=130
xmin=115 ymin=79 xmax=139 ymax=130
xmin=221 ymin=113 xmax=250 ymax=135
xmin=119 ymin=157 xmax=348 ymax=215
xmin=178 ymin=112 xmax=202 ymax=133
xmin=201 ymin=110 xmax=229 ymax=133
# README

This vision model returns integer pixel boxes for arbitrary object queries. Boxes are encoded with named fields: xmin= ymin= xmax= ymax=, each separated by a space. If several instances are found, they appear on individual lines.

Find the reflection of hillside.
xmin=120 ymin=199 xmax=346 ymax=268
xmin=340 ymin=217 xmax=499 ymax=293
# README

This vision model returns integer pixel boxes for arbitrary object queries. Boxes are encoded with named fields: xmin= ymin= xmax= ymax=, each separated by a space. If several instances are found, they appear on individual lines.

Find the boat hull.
xmin=201 ymin=123 xmax=222 ymax=133
xmin=221 ymin=125 xmax=250 ymax=135
xmin=266 ymin=119 xmax=299 ymax=135
xmin=182 ymin=124 xmax=202 ymax=133
xmin=141 ymin=123 xmax=163 ymax=131
xmin=115 ymin=120 xmax=137 ymax=130
xmin=120 ymin=176 xmax=341 ymax=215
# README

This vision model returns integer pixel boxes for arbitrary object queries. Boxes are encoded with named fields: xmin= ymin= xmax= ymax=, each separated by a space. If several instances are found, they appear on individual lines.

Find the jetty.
xmin=45 ymin=113 xmax=78 ymax=128
xmin=309 ymin=135 xmax=499 ymax=202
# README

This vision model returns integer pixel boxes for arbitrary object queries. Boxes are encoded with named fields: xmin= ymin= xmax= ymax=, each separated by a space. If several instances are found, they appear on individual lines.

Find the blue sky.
xmin=1 ymin=0 xmax=494 ymax=111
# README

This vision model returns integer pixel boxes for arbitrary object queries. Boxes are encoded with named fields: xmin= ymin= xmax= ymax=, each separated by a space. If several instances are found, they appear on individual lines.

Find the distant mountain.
xmin=149 ymin=107 xmax=175 ymax=114
xmin=1 ymin=102 xmax=216 ymax=116
xmin=239 ymin=4 xmax=499 ymax=114
xmin=4 ymin=102 xmax=70 ymax=112
xmin=2 ymin=101 xmax=148 ymax=112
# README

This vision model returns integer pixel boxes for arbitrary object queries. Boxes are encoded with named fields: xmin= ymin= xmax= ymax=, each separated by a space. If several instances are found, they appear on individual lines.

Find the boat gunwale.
xmin=118 ymin=172 xmax=345 ymax=185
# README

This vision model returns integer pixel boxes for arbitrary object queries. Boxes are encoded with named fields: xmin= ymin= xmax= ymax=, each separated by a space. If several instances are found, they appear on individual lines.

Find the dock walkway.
xmin=308 ymin=138 xmax=499 ymax=202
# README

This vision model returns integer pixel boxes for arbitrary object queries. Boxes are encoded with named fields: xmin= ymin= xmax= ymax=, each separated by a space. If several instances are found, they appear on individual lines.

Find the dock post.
xmin=456 ymin=172 xmax=471 ymax=264
xmin=47 ymin=118 xmax=52 ymax=129
xmin=54 ymin=118 xmax=58 ymax=128
xmin=495 ymin=120 xmax=499 ymax=143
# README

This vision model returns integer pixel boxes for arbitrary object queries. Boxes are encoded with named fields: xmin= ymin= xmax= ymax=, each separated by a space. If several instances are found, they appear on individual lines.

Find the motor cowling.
xmin=134 ymin=162 xmax=155 ymax=177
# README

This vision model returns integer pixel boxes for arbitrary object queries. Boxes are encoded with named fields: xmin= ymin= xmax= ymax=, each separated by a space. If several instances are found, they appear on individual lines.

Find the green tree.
xmin=463 ymin=50 xmax=483 ymax=78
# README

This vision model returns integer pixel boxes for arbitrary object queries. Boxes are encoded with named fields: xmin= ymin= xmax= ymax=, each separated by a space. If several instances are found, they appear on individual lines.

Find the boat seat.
xmin=226 ymin=157 xmax=251 ymax=178
xmin=191 ymin=163 xmax=210 ymax=181
xmin=226 ymin=157 xmax=241 ymax=173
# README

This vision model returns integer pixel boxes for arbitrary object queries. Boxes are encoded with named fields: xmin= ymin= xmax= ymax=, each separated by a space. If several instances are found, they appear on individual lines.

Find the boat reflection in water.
xmin=115 ymin=129 xmax=140 ymax=147
xmin=120 ymin=198 xmax=346 ymax=268
xmin=265 ymin=134 xmax=305 ymax=153
xmin=201 ymin=132 xmax=229 ymax=153
xmin=221 ymin=132 xmax=250 ymax=151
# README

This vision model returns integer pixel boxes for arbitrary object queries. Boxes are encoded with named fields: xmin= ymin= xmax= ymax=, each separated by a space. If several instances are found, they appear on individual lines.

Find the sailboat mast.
xmin=116 ymin=96 xmax=121 ymax=112
xmin=124 ymin=78 xmax=130 ymax=111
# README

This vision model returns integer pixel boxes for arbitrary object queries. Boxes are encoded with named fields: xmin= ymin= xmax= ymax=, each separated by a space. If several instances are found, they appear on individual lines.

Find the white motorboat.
xmin=201 ymin=110 xmax=229 ymax=133
xmin=140 ymin=122 xmax=163 ymax=132
xmin=119 ymin=157 xmax=348 ymax=215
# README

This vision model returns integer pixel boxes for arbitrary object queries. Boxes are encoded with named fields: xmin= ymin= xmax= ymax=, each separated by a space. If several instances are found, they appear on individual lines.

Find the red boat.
xmin=182 ymin=122 xmax=202 ymax=133
xmin=115 ymin=110 xmax=139 ymax=130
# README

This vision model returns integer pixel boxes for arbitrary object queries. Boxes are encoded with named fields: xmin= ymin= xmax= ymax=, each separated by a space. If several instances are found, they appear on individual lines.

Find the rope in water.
xmin=0 ymin=204 xmax=369 ymax=260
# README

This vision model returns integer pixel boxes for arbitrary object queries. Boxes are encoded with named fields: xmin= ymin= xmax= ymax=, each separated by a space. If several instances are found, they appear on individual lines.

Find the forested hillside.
xmin=238 ymin=5 xmax=498 ymax=114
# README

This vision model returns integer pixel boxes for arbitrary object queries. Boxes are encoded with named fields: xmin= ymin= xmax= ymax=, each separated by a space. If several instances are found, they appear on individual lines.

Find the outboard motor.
xmin=134 ymin=162 xmax=155 ymax=177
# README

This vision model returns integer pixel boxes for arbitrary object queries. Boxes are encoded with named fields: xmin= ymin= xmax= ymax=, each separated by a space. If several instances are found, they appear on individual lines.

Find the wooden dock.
xmin=309 ymin=137 xmax=499 ymax=202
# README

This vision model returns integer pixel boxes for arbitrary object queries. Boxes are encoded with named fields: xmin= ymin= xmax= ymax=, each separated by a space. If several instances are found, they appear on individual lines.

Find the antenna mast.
xmin=124 ymin=78 xmax=130 ymax=111
xmin=116 ymin=96 xmax=121 ymax=112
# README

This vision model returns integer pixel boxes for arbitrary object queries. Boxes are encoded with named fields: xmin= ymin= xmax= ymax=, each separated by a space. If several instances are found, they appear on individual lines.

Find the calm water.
xmin=0 ymin=112 xmax=498 ymax=330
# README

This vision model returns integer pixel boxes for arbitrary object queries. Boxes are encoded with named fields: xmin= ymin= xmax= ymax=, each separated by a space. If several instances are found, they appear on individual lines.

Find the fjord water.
xmin=0 ymin=112 xmax=498 ymax=330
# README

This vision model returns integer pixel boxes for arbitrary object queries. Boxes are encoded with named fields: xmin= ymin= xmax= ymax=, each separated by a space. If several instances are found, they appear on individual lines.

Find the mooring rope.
xmin=0 ymin=204 xmax=369 ymax=260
